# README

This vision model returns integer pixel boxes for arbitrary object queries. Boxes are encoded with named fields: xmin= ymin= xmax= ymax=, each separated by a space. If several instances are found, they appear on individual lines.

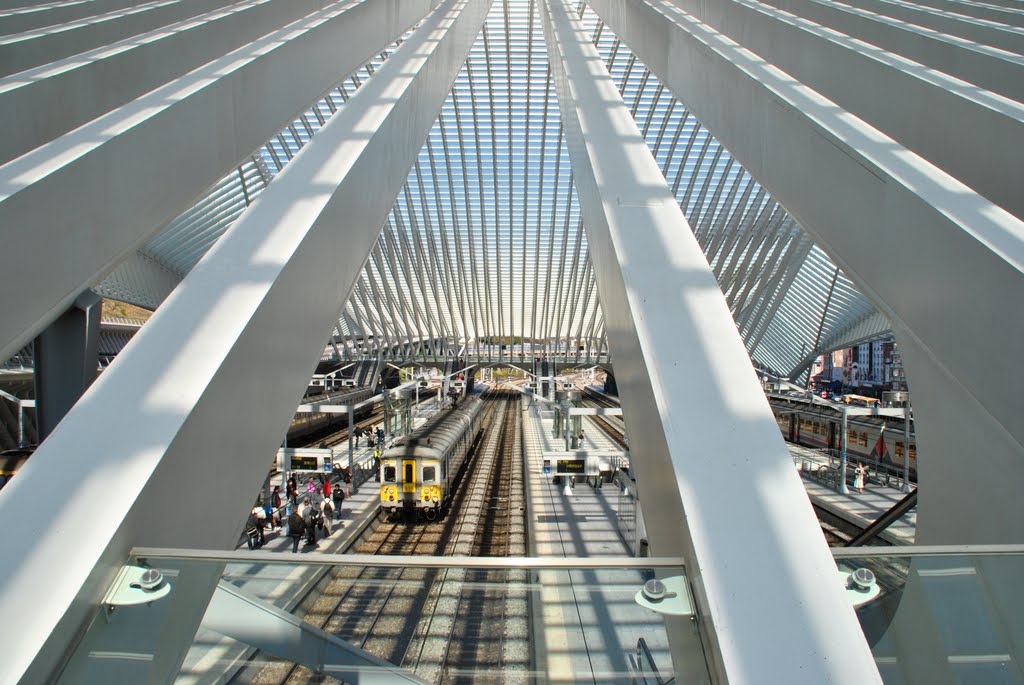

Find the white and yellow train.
xmin=379 ymin=395 xmax=484 ymax=521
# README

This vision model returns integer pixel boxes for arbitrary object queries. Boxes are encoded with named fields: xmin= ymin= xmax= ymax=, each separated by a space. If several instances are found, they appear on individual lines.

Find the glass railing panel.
xmin=833 ymin=548 xmax=1024 ymax=685
xmin=58 ymin=554 xmax=698 ymax=684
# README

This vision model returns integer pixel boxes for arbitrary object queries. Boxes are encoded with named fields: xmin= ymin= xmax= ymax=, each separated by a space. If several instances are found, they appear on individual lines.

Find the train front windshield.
xmin=383 ymin=466 xmax=396 ymax=482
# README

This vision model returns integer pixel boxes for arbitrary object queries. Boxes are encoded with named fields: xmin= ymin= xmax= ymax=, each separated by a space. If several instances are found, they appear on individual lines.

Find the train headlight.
xmin=432 ymin=495 xmax=439 ymax=503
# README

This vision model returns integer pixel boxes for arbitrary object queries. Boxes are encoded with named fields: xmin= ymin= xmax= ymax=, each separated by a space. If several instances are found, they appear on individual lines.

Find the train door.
xmin=789 ymin=415 xmax=796 ymax=442
xmin=402 ymin=460 xmax=417 ymax=495
xmin=828 ymin=422 xmax=837 ymax=451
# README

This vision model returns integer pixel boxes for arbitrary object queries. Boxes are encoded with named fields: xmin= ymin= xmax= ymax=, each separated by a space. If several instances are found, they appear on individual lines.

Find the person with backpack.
xmin=287 ymin=508 xmax=305 ymax=553
xmin=320 ymin=497 xmax=333 ymax=536
xmin=244 ymin=511 xmax=260 ymax=550
xmin=301 ymin=496 xmax=318 ymax=547
xmin=252 ymin=501 xmax=267 ymax=546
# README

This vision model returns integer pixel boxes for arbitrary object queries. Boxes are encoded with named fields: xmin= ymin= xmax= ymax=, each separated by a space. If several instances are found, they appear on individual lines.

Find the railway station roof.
xmin=85 ymin=2 xmax=887 ymax=379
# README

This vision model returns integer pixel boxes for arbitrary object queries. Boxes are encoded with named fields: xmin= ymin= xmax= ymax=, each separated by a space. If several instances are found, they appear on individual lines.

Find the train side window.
xmin=384 ymin=466 xmax=397 ymax=482
xmin=423 ymin=466 xmax=436 ymax=482
xmin=859 ymin=432 xmax=868 ymax=447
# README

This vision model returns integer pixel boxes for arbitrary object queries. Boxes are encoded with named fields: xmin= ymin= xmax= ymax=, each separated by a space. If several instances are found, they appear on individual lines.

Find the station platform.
xmin=582 ymin=387 xmax=917 ymax=546
xmin=520 ymin=394 xmax=676 ymax=682
xmin=789 ymin=442 xmax=917 ymax=545
xmin=177 ymin=442 xmax=388 ymax=683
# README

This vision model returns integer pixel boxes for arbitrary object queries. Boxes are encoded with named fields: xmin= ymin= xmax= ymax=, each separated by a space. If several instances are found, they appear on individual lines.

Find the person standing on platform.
xmin=320 ymin=498 xmax=333 ymax=536
xmin=271 ymin=485 xmax=283 ymax=527
xmin=854 ymin=463 xmax=867 ymax=494
xmin=323 ymin=477 xmax=332 ymax=500
xmin=355 ymin=427 xmax=361 ymax=449
xmin=373 ymin=446 xmax=382 ymax=480
xmin=252 ymin=502 xmax=267 ymax=546
xmin=286 ymin=476 xmax=298 ymax=506
xmin=263 ymin=498 xmax=276 ymax=532
xmin=244 ymin=510 xmax=260 ymax=550
xmin=301 ymin=496 xmax=317 ymax=546
xmin=376 ymin=425 xmax=385 ymax=446
xmin=332 ymin=483 xmax=345 ymax=521
xmin=306 ymin=477 xmax=316 ymax=495
xmin=579 ymin=430 xmax=586 ymax=449
xmin=287 ymin=508 xmax=305 ymax=553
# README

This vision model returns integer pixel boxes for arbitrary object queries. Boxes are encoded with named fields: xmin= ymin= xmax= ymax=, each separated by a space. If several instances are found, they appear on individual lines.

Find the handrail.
xmin=634 ymin=637 xmax=675 ymax=685
xmin=831 ymin=543 xmax=1024 ymax=559
xmin=130 ymin=548 xmax=688 ymax=568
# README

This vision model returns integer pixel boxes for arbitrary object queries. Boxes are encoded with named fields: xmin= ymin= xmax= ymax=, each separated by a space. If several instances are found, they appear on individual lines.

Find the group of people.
xmin=354 ymin=424 xmax=386 ymax=449
xmin=244 ymin=493 xmax=280 ymax=550
xmin=244 ymin=469 xmax=352 ymax=552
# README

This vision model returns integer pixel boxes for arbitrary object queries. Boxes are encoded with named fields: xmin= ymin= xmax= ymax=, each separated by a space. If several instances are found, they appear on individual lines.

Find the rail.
xmin=634 ymin=637 xmax=675 ymax=685
xmin=794 ymin=452 xmax=912 ymax=492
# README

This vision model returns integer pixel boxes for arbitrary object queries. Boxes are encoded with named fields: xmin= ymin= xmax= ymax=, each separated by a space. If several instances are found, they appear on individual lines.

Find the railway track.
xmin=581 ymin=388 xmax=627 ymax=449
xmin=238 ymin=390 xmax=530 ymax=685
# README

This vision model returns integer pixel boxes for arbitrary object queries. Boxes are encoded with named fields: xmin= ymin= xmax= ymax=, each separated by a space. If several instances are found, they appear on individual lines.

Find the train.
xmin=772 ymin=403 xmax=917 ymax=476
xmin=0 ymin=449 xmax=33 ymax=492
xmin=286 ymin=386 xmax=375 ymax=446
xmin=379 ymin=394 xmax=484 ymax=521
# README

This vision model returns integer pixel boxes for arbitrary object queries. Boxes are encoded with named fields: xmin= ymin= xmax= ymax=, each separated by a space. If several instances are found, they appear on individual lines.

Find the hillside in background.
xmin=101 ymin=299 xmax=153 ymax=322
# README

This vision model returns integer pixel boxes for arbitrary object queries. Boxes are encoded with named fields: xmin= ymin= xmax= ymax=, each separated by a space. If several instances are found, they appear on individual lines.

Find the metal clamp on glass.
xmin=103 ymin=566 xmax=172 ymax=609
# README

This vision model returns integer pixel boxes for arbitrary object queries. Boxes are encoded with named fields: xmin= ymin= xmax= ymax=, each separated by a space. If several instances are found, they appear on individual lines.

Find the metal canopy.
xmin=83 ymin=1 xmax=887 ymax=377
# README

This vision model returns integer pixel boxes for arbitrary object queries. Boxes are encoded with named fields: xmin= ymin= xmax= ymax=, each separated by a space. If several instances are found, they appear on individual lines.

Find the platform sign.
xmin=278 ymin=448 xmax=333 ymax=473
xmin=556 ymin=458 xmax=587 ymax=475
xmin=291 ymin=455 xmax=318 ymax=471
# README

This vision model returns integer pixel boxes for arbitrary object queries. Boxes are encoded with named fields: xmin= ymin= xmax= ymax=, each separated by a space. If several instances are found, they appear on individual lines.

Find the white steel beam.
xmin=540 ymin=2 xmax=879 ymax=683
xmin=589 ymin=0 xmax=1024 ymax=545
xmin=0 ymin=0 xmax=236 ymax=77
xmin=665 ymin=0 xmax=1024 ymax=220
xmin=0 ymin=0 xmax=489 ymax=681
xmin=0 ymin=0 xmax=328 ymax=165
xmin=0 ymin=0 xmax=435 ymax=364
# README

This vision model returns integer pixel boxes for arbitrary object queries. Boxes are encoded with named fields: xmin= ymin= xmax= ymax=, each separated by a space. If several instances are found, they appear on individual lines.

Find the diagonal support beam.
xmin=0 ymin=1 xmax=490 ymax=681
xmin=0 ymin=0 xmax=436 ymax=365
xmin=587 ymin=0 xmax=1024 ymax=546
xmin=540 ymin=1 xmax=879 ymax=682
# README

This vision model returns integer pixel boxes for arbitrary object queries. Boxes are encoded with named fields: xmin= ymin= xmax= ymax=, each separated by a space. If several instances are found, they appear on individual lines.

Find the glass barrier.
xmin=832 ymin=548 xmax=1024 ymax=685
xmin=58 ymin=553 xmax=699 ymax=684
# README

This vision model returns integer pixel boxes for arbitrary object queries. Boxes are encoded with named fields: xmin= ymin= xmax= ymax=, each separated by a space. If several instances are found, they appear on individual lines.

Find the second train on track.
xmin=379 ymin=394 xmax=484 ymax=521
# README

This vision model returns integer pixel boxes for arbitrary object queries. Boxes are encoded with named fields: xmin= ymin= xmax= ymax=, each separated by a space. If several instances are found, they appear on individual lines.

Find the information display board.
xmin=291 ymin=455 xmax=319 ymax=471
xmin=556 ymin=459 xmax=586 ymax=475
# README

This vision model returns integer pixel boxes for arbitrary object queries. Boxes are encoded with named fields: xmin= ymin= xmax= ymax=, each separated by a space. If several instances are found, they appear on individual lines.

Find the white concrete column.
xmin=0 ymin=0 xmax=489 ymax=681
xmin=587 ymin=0 xmax=1024 ymax=544
xmin=540 ymin=1 xmax=879 ymax=682
xmin=0 ymin=0 xmax=435 ymax=364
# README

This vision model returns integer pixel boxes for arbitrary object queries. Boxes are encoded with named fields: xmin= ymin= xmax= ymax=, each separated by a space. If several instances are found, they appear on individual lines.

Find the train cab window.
xmin=384 ymin=466 xmax=397 ymax=482
xmin=422 ymin=466 xmax=437 ymax=482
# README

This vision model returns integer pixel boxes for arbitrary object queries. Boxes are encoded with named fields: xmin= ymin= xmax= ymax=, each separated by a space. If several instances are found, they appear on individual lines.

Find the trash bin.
xmin=639 ymin=537 xmax=650 ymax=558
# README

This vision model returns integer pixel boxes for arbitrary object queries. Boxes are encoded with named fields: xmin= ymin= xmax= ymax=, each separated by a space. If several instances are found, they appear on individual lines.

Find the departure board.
xmin=291 ymin=456 xmax=319 ymax=471
xmin=556 ymin=459 xmax=586 ymax=474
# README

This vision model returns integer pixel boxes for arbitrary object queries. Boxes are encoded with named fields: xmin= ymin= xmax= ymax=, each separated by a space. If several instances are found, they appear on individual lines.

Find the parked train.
xmin=0 ymin=449 xmax=33 ymax=492
xmin=379 ymin=394 xmax=484 ymax=521
xmin=286 ymin=386 xmax=374 ymax=446
xmin=773 ymin=404 xmax=917 ymax=476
